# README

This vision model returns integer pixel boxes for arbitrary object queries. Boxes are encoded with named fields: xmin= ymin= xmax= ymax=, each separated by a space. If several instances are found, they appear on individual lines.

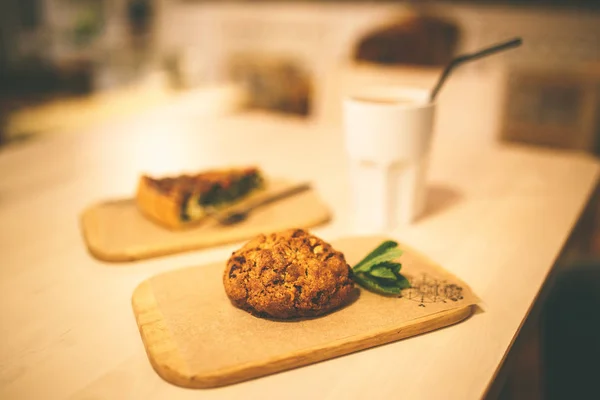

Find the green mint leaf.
xmin=369 ymin=264 xmax=398 ymax=280
xmin=353 ymin=273 xmax=402 ymax=296
xmin=393 ymin=275 xmax=411 ymax=290
xmin=353 ymin=248 xmax=404 ymax=273
xmin=391 ymin=262 xmax=402 ymax=276
xmin=353 ymin=240 xmax=399 ymax=271
xmin=350 ymin=241 xmax=412 ymax=296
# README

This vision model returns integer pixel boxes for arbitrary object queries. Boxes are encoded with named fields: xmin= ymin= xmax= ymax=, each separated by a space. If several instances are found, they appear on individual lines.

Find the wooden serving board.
xmin=80 ymin=179 xmax=331 ymax=262
xmin=132 ymin=236 xmax=479 ymax=389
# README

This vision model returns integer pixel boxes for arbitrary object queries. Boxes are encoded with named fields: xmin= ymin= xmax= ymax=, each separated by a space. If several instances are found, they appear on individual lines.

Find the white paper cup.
xmin=343 ymin=87 xmax=435 ymax=233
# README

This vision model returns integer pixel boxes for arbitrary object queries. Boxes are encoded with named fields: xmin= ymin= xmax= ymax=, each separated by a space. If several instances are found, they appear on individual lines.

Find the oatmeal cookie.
xmin=223 ymin=229 xmax=355 ymax=319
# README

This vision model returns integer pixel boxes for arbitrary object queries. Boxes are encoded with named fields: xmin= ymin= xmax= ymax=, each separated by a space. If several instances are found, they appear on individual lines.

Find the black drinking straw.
xmin=429 ymin=37 xmax=523 ymax=103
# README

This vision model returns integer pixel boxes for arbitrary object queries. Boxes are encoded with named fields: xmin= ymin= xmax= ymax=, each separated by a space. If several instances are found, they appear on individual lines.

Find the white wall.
xmin=24 ymin=1 xmax=598 ymax=143
xmin=153 ymin=2 xmax=600 ymax=143
xmin=157 ymin=2 xmax=600 ymax=77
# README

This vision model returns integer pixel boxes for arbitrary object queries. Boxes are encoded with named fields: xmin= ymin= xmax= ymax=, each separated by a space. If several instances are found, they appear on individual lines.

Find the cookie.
xmin=223 ymin=229 xmax=356 ymax=319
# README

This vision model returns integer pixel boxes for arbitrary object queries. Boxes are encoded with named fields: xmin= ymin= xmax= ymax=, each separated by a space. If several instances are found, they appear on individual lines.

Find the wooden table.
xmin=0 ymin=108 xmax=598 ymax=400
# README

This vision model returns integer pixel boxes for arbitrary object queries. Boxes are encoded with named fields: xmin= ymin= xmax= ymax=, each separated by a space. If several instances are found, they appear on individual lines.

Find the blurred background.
xmin=1 ymin=1 xmax=600 ymax=399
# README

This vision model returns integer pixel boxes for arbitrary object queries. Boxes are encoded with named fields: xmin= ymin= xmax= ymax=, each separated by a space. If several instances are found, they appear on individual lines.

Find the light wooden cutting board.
xmin=132 ymin=235 xmax=479 ymax=389
xmin=80 ymin=179 xmax=331 ymax=262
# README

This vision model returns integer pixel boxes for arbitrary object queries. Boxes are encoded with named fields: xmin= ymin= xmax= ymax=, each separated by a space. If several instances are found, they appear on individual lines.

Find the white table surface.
xmin=0 ymin=107 xmax=598 ymax=400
